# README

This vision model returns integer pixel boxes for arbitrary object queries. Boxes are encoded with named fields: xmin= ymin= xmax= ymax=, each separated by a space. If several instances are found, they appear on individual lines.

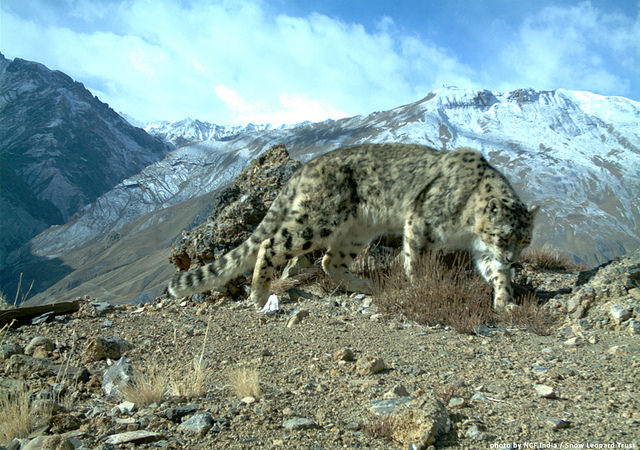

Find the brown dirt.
xmin=2 ymin=252 xmax=639 ymax=449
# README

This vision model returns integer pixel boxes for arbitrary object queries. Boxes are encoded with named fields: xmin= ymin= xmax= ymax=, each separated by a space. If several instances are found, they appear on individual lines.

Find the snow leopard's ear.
xmin=528 ymin=205 xmax=540 ymax=217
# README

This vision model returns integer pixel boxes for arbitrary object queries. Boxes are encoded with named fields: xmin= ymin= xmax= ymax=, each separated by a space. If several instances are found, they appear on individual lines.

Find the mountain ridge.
xmin=28 ymin=87 xmax=640 ymax=267
xmin=0 ymin=53 xmax=172 ymax=296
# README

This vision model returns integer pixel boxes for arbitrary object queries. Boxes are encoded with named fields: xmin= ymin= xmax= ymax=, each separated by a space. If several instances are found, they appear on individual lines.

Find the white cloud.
xmin=0 ymin=0 xmax=475 ymax=124
xmin=214 ymin=84 xmax=348 ymax=125
xmin=495 ymin=2 xmax=639 ymax=96
xmin=1 ymin=0 xmax=637 ymax=124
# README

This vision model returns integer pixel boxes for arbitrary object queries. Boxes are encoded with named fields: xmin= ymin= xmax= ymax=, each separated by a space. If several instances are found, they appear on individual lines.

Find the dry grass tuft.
xmin=168 ymin=317 xmax=212 ymax=398
xmin=361 ymin=413 xmax=396 ymax=440
xmin=522 ymin=245 xmax=587 ymax=272
xmin=169 ymin=356 xmax=208 ymax=398
xmin=372 ymin=251 xmax=495 ymax=334
xmin=0 ymin=389 xmax=34 ymax=442
xmin=504 ymin=292 xmax=555 ymax=336
xmin=227 ymin=367 xmax=261 ymax=399
xmin=120 ymin=365 xmax=168 ymax=406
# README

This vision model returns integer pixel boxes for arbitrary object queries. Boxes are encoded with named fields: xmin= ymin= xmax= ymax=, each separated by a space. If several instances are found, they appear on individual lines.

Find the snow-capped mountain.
xmin=144 ymin=118 xmax=292 ymax=147
xmin=0 ymin=53 xmax=171 ymax=293
xmin=29 ymin=87 xmax=640 ymax=276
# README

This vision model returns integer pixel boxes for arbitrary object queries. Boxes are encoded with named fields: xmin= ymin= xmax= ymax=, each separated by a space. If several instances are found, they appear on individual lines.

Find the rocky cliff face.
xmin=0 ymin=54 xmax=171 ymax=293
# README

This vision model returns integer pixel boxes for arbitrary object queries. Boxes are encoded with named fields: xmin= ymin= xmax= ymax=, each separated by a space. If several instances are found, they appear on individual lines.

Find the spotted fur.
xmin=169 ymin=144 xmax=537 ymax=309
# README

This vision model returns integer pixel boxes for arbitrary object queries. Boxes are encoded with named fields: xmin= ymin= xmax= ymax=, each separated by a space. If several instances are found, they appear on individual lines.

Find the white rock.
xmin=609 ymin=304 xmax=632 ymax=324
xmin=261 ymin=294 xmax=280 ymax=314
xmin=534 ymin=384 xmax=556 ymax=398
xmin=104 ymin=430 xmax=163 ymax=445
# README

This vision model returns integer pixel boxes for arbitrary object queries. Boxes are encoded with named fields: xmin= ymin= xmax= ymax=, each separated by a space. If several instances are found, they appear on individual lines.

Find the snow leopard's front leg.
xmin=473 ymin=251 xmax=515 ymax=309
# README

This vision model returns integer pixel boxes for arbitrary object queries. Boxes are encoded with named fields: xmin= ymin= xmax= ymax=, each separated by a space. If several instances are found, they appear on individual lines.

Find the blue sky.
xmin=1 ymin=0 xmax=638 ymax=124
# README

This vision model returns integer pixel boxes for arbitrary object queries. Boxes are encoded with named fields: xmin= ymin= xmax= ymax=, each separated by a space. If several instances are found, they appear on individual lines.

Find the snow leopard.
xmin=169 ymin=144 xmax=537 ymax=310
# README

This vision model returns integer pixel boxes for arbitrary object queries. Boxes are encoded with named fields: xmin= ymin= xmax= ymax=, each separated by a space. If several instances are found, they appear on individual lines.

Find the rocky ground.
xmin=2 ymin=145 xmax=639 ymax=449
xmin=1 ymin=247 xmax=640 ymax=449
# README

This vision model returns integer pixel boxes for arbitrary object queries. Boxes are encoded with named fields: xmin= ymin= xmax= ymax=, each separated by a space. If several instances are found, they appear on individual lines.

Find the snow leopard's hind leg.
xmin=249 ymin=223 xmax=321 ymax=309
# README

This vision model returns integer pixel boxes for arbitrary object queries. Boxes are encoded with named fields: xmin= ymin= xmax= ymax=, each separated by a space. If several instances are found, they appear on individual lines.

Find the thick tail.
xmin=168 ymin=189 xmax=290 ymax=298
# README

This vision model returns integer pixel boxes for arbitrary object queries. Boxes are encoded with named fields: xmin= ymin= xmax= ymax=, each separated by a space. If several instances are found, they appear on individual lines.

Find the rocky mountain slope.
xmin=0 ymin=54 xmax=172 ymax=296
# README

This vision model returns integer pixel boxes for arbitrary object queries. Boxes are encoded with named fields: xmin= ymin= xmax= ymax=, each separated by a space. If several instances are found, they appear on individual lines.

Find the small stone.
xmin=466 ymin=424 xmax=487 ymax=441
xmin=448 ymin=397 xmax=466 ymax=408
xmin=287 ymin=309 xmax=309 ymax=327
xmin=546 ymin=418 xmax=571 ymax=430
xmin=531 ymin=365 xmax=549 ymax=376
xmin=355 ymin=355 xmax=386 ymax=375
xmin=117 ymin=401 xmax=136 ymax=414
xmin=333 ymin=348 xmax=355 ymax=362
xmin=85 ymin=336 xmax=133 ymax=361
xmin=386 ymin=395 xmax=451 ymax=448
xmin=178 ymin=412 xmax=215 ymax=436
xmin=577 ymin=319 xmax=592 ymax=329
xmin=564 ymin=336 xmax=580 ymax=346
xmin=628 ymin=319 xmax=640 ymax=335
xmin=32 ymin=346 xmax=50 ymax=359
xmin=241 ymin=396 xmax=256 ymax=404
xmin=24 ymin=336 xmax=54 ymax=355
xmin=166 ymin=404 xmax=199 ymax=422
xmin=534 ymin=384 xmax=556 ymax=398
xmin=1 ymin=342 xmax=23 ymax=360
xmin=104 ymin=430 xmax=163 ymax=445
xmin=383 ymin=384 xmax=410 ymax=399
xmin=23 ymin=435 xmax=74 ymax=450
xmin=31 ymin=312 xmax=55 ymax=325
xmin=92 ymin=301 xmax=113 ymax=315
xmin=102 ymin=356 xmax=134 ymax=398
xmin=370 ymin=396 xmax=413 ymax=415
xmin=471 ymin=393 xmax=489 ymax=403
xmin=609 ymin=304 xmax=632 ymax=324
xmin=282 ymin=417 xmax=319 ymax=430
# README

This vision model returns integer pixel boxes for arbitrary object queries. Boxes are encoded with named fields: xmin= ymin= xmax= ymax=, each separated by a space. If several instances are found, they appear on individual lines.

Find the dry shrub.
xmin=120 ymin=365 xmax=168 ymax=406
xmin=361 ymin=413 xmax=396 ymax=440
xmin=0 ymin=389 xmax=34 ymax=442
xmin=270 ymin=267 xmax=320 ymax=296
xmin=522 ymin=245 xmax=586 ymax=272
xmin=227 ymin=367 xmax=260 ymax=399
xmin=314 ymin=268 xmax=343 ymax=296
xmin=504 ymin=292 xmax=555 ymax=336
xmin=373 ymin=251 xmax=495 ymax=334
